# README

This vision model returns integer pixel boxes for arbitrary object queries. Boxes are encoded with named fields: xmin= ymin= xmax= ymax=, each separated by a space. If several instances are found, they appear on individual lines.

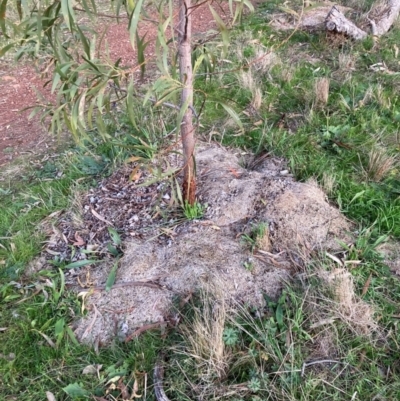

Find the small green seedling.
xmin=241 ymin=222 xmax=269 ymax=252
xmin=222 ymin=327 xmax=239 ymax=346
xmin=183 ymin=201 xmax=207 ymax=220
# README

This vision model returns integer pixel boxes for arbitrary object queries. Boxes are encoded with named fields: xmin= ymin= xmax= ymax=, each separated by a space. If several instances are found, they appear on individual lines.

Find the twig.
xmin=73 ymin=6 xmax=129 ymax=19
xmin=125 ymin=322 xmax=167 ymax=342
xmin=301 ymin=359 xmax=348 ymax=377
xmin=91 ymin=280 xmax=165 ymax=291
xmin=154 ymin=358 xmax=171 ymax=401
xmin=66 ymin=280 xmax=166 ymax=291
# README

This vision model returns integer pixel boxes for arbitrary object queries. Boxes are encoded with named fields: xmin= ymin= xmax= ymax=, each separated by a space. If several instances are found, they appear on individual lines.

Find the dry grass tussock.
xmin=338 ymin=52 xmax=356 ymax=72
xmin=315 ymin=267 xmax=377 ymax=336
xmin=365 ymin=147 xmax=397 ymax=182
xmin=238 ymin=69 xmax=263 ymax=111
xmin=314 ymin=77 xmax=330 ymax=107
xmin=171 ymin=265 xmax=379 ymax=399
xmin=373 ymin=83 xmax=392 ymax=109
xmin=252 ymin=48 xmax=280 ymax=73
xmin=321 ymin=171 xmax=337 ymax=195
xmin=173 ymin=281 xmax=231 ymax=399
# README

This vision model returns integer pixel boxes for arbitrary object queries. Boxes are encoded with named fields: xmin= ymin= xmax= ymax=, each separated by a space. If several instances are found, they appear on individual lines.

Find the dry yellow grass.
xmin=314 ymin=77 xmax=330 ymax=106
xmin=366 ymin=148 xmax=396 ymax=182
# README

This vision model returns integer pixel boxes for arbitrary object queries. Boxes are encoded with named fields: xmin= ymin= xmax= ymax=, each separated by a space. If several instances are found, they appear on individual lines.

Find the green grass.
xmin=0 ymin=118 xmax=169 ymax=400
xmin=0 ymin=288 xmax=162 ymax=400
xmin=2 ymin=0 xmax=400 ymax=400
xmin=195 ymin=3 xmax=400 ymax=239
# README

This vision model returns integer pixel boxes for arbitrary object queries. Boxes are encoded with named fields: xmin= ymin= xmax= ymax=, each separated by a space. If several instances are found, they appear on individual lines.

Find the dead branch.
xmin=125 ymin=322 xmax=167 ymax=342
xmin=275 ymin=1 xmax=400 ymax=40
xmin=368 ymin=0 xmax=400 ymax=36
xmin=154 ymin=360 xmax=171 ymax=401
xmin=67 ymin=280 xmax=166 ymax=291
xmin=325 ymin=6 xmax=368 ymax=40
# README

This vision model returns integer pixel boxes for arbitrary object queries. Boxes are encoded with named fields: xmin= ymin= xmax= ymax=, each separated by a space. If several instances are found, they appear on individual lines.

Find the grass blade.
xmin=105 ymin=259 xmax=120 ymax=292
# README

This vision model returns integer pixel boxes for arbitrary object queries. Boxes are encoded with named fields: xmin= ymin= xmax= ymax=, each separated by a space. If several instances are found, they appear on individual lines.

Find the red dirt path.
xmin=0 ymin=3 xmax=232 ymax=167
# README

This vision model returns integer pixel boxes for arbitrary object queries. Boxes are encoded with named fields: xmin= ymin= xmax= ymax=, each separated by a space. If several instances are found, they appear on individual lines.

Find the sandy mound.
xmin=73 ymin=144 xmax=353 ymax=345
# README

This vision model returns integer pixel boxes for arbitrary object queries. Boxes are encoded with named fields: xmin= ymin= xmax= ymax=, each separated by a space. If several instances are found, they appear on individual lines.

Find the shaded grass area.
xmin=0 ymin=290 xmax=161 ymax=400
xmin=0 ymin=116 xmax=170 ymax=399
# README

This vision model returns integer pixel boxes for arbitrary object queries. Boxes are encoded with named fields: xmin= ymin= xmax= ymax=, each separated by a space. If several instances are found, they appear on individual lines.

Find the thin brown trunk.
xmin=178 ymin=0 xmax=196 ymax=205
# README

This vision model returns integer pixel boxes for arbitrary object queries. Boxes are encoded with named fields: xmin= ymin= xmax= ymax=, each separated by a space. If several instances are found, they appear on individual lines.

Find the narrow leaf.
xmin=63 ymin=259 xmax=100 ymax=269
xmin=209 ymin=5 xmax=229 ymax=55
xmin=0 ymin=42 xmax=13 ymax=57
xmin=65 ymin=325 xmax=79 ymax=346
xmin=76 ymin=24 xmax=91 ymax=58
xmin=108 ymin=227 xmax=122 ymax=245
xmin=105 ymin=260 xmax=120 ymax=292
xmin=0 ymin=0 xmax=8 ymax=37
xmin=219 ymin=102 xmax=243 ymax=132
xmin=128 ymin=0 xmax=144 ymax=50
xmin=276 ymin=304 xmax=284 ymax=327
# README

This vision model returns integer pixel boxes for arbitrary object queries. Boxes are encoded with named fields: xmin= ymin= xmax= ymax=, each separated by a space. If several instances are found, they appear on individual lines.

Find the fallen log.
xmin=367 ymin=0 xmax=400 ymax=36
xmin=325 ymin=0 xmax=400 ymax=40
xmin=272 ymin=0 xmax=400 ymax=41
xmin=325 ymin=6 xmax=368 ymax=40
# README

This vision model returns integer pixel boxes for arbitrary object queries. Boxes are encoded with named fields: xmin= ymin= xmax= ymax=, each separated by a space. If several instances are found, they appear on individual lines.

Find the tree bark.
xmin=325 ymin=0 xmax=400 ymax=40
xmin=368 ymin=0 xmax=400 ymax=36
xmin=178 ymin=0 xmax=196 ymax=205
xmin=325 ymin=6 xmax=368 ymax=40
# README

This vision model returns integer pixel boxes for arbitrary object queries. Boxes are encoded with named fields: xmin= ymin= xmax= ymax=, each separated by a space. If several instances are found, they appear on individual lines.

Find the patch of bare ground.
xmin=0 ymin=1 xmax=233 ymax=167
xmin=0 ymin=62 xmax=59 ymax=166
xmin=37 ymin=143 xmax=355 ymax=345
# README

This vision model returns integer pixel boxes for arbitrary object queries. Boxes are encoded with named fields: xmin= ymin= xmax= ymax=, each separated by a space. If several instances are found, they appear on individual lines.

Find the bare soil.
xmin=0 ymin=2 xmax=231 ymax=167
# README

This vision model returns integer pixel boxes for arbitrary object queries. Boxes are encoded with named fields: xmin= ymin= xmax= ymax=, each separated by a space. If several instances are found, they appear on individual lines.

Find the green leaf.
xmin=65 ymin=325 xmax=80 ymax=346
xmin=126 ymin=80 xmax=137 ymax=129
xmin=105 ymin=260 xmax=120 ymax=292
xmin=108 ymin=227 xmax=122 ymax=246
xmin=155 ymin=17 xmax=171 ymax=75
xmin=51 ymin=72 xmax=61 ymax=94
xmin=62 ymin=383 xmax=89 ymax=397
xmin=349 ymin=190 xmax=366 ymax=205
xmin=0 ymin=42 xmax=13 ymax=57
xmin=128 ymin=0 xmax=144 ymax=50
xmin=136 ymin=31 xmax=148 ymax=79
xmin=16 ymin=0 xmax=22 ymax=19
xmin=0 ymin=0 xmax=9 ymax=37
xmin=53 ymin=268 xmax=65 ymax=302
xmin=219 ymin=102 xmax=244 ymax=132
xmin=107 ymin=243 xmax=120 ymax=257
xmin=209 ymin=5 xmax=229 ymax=56
xmin=76 ymin=24 xmax=91 ymax=58
xmin=63 ymin=259 xmax=100 ymax=269
xmin=60 ymin=0 xmax=75 ymax=31
xmin=55 ymin=317 xmax=65 ymax=346
xmin=276 ymin=303 xmax=284 ymax=327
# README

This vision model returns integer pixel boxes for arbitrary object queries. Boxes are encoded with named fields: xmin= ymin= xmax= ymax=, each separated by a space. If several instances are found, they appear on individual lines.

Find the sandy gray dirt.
xmin=73 ymin=143 xmax=353 ymax=345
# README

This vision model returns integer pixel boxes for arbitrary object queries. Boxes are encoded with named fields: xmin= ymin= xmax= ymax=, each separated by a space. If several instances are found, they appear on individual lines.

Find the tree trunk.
xmin=178 ymin=0 xmax=196 ymax=205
